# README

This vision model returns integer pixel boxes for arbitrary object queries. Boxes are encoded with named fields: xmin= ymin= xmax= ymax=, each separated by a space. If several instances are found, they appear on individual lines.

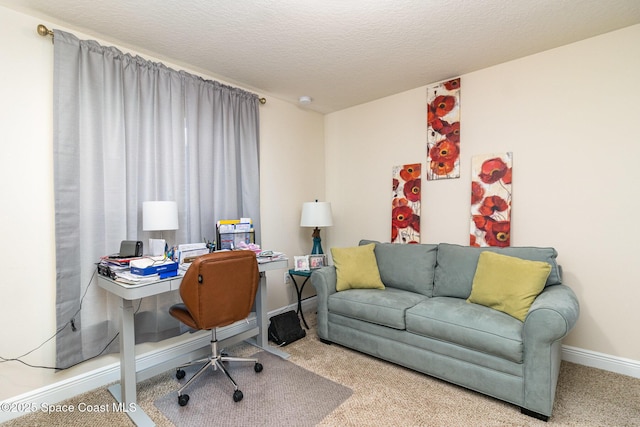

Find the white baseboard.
xmin=5 ymin=298 xmax=636 ymax=423
xmin=561 ymin=345 xmax=640 ymax=379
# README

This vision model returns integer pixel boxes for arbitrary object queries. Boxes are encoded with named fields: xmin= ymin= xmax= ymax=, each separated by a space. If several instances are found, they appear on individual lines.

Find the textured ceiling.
xmin=2 ymin=0 xmax=640 ymax=113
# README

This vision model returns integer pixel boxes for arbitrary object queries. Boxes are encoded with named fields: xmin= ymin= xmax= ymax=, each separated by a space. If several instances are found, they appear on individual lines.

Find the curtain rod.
xmin=36 ymin=24 xmax=267 ymax=105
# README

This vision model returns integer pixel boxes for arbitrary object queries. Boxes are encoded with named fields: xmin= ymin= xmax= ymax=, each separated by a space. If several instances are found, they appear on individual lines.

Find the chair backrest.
xmin=179 ymin=250 xmax=260 ymax=330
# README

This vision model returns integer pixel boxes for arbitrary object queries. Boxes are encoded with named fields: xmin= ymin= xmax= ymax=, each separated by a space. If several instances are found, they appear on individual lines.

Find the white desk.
xmin=97 ymin=258 xmax=288 ymax=426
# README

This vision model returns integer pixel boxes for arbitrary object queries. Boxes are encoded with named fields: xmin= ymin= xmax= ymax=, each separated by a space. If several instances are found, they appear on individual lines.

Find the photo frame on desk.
xmin=294 ymin=255 xmax=310 ymax=271
xmin=309 ymin=254 xmax=327 ymax=269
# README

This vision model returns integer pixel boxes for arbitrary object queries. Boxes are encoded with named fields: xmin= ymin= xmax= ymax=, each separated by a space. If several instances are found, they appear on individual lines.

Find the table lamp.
xmin=300 ymin=200 xmax=333 ymax=254
xmin=143 ymin=201 xmax=179 ymax=256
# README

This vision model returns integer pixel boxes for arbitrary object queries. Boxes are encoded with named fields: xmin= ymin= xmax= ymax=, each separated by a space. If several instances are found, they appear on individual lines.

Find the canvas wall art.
xmin=470 ymin=152 xmax=512 ymax=247
xmin=427 ymin=78 xmax=461 ymax=180
xmin=392 ymin=163 xmax=421 ymax=244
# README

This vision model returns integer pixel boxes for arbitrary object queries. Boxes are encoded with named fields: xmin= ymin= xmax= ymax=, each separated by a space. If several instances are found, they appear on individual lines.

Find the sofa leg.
xmin=319 ymin=338 xmax=333 ymax=345
xmin=521 ymin=407 xmax=549 ymax=422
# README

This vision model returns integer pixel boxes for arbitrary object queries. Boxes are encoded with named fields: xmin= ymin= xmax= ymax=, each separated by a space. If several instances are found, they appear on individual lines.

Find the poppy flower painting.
xmin=427 ymin=78 xmax=461 ymax=180
xmin=470 ymin=153 xmax=513 ymax=247
xmin=392 ymin=163 xmax=421 ymax=244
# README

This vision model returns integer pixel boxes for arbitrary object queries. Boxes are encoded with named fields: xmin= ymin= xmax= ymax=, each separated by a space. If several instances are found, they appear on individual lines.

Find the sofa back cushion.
xmin=360 ymin=240 xmax=438 ymax=297
xmin=433 ymin=243 xmax=561 ymax=299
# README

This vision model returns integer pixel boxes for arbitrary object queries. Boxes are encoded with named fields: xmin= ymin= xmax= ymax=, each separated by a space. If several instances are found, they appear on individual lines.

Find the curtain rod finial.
xmin=259 ymin=97 xmax=266 ymax=105
xmin=37 ymin=24 xmax=53 ymax=37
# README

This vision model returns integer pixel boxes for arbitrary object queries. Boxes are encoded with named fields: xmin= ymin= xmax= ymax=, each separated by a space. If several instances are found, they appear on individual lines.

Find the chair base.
xmin=175 ymin=330 xmax=263 ymax=406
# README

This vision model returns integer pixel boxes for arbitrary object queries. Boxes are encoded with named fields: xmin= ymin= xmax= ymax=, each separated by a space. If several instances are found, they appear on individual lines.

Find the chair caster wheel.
xmin=254 ymin=362 xmax=263 ymax=373
xmin=233 ymin=389 xmax=243 ymax=402
xmin=178 ymin=394 xmax=190 ymax=406
xmin=176 ymin=369 xmax=186 ymax=380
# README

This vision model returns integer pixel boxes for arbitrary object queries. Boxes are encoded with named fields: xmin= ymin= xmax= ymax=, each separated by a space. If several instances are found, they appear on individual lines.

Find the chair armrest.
xmin=310 ymin=266 xmax=337 ymax=339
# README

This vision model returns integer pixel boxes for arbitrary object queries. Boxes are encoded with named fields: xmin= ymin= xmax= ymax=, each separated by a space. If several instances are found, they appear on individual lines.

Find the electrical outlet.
xmin=284 ymin=271 xmax=291 ymax=285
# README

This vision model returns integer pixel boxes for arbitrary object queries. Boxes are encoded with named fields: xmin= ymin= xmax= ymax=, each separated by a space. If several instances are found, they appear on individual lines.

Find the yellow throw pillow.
xmin=331 ymin=243 xmax=385 ymax=292
xmin=467 ymin=251 xmax=551 ymax=322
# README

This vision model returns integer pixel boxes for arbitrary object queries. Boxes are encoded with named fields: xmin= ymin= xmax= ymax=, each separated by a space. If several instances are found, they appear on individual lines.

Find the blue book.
xmin=159 ymin=270 xmax=179 ymax=279
xmin=130 ymin=261 xmax=178 ymax=276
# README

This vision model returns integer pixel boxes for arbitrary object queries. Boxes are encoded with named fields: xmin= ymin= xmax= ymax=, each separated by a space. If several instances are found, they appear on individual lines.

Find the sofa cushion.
xmin=468 ymin=252 xmax=551 ymax=321
xmin=329 ymin=288 xmax=427 ymax=330
xmin=331 ymin=243 xmax=385 ymax=291
xmin=360 ymin=240 xmax=438 ymax=297
xmin=433 ymin=243 xmax=561 ymax=299
xmin=406 ymin=297 xmax=524 ymax=363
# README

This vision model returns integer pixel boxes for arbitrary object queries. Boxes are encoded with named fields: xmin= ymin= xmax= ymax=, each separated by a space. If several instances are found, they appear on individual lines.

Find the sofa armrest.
xmin=522 ymin=284 xmax=579 ymax=416
xmin=525 ymin=284 xmax=579 ymax=341
xmin=310 ymin=266 xmax=337 ymax=340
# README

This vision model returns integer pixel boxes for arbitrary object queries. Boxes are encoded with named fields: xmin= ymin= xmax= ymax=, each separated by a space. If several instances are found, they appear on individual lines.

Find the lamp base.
xmin=310 ymin=227 xmax=324 ymax=254
xmin=311 ymin=237 xmax=323 ymax=255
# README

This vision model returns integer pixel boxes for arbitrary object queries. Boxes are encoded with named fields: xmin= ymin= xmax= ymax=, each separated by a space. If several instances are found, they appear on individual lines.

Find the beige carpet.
xmin=3 ymin=310 xmax=640 ymax=426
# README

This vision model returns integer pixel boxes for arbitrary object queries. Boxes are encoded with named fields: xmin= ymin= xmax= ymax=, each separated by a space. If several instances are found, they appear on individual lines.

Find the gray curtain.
xmin=53 ymin=30 xmax=261 ymax=368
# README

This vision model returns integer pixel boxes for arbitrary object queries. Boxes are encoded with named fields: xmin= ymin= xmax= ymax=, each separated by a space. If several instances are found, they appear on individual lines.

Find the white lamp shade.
xmin=143 ymin=201 xmax=179 ymax=231
xmin=300 ymin=201 xmax=333 ymax=227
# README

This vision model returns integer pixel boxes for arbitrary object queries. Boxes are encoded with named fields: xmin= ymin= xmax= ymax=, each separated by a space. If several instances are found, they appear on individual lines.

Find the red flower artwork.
xmin=428 ymin=95 xmax=456 ymax=122
xmin=399 ymin=164 xmax=421 ymax=181
xmin=478 ymin=157 xmax=509 ymax=184
xmin=429 ymin=139 xmax=460 ymax=177
xmin=427 ymin=78 xmax=461 ymax=180
xmin=392 ymin=205 xmax=414 ymax=228
xmin=443 ymin=78 xmax=460 ymax=91
xmin=403 ymin=179 xmax=421 ymax=202
xmin=478 ymin=195 xmax=509 ymax=217
xmin=443 ymin=121 xmax=460 ymax=143
xmin=470 ymin=153 xmax=512 ymax=247
xmin=485 ymin=221 xmax=510 ymax=247
xmin=471 ymin=181 xmax=485 ymax=205
xmin=392 ymin=163 xmax=421 ymax=244
xmin=429 ymin=139 xmax=459 ymax=162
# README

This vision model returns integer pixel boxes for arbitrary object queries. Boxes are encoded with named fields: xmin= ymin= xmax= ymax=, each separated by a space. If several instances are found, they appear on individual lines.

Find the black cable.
xmin=0 ymin=263 xmax=143 ymax=370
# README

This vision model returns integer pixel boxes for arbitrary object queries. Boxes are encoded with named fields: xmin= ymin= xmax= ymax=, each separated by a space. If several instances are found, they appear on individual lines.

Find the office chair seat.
xmin=169 ymin=250 xmax=263 ymax=406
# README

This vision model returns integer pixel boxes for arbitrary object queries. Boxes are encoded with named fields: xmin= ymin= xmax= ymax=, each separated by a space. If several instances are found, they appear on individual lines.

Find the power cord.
xmin=0 ymin=264 xmax=142 ymax=370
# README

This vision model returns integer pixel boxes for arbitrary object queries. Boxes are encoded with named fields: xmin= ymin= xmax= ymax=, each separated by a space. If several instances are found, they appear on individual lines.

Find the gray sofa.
xmin=311 ymin=241 xmax=580 ymax=421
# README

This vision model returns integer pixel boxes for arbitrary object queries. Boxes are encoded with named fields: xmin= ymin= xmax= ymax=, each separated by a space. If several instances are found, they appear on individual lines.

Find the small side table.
xmin=288 ymin=269 xmax=312 ymax=329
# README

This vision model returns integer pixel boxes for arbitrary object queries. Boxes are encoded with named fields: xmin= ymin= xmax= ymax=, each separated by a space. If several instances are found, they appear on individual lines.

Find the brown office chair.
xmin=169 ymin=250 xmax=263 ymax=406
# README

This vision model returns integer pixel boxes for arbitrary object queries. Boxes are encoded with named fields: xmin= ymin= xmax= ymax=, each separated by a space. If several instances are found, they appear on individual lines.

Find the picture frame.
xmin=309 ymin=254 xmax=326 ymax=269
xmin=294 ymin=255 xmax=310 ymax=271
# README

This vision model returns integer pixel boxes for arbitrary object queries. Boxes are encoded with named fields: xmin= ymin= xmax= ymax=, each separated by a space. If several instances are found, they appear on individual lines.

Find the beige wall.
xmin=325 ymin=24 xmax=640 ymax=361
xmin=259 ymin=96 xmax=326 ymax=305
xmin=0 ymin=6 xmax=324 ymax=369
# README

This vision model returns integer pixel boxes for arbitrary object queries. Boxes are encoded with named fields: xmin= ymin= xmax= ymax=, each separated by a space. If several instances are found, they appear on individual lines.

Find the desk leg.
xmin=106 ymin=298 xmax=155 ymax=426
xmin=120 ymin=298 xmax=136 ymax=405
xmin=251 ymin=272 xmax=289 ymax=359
